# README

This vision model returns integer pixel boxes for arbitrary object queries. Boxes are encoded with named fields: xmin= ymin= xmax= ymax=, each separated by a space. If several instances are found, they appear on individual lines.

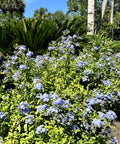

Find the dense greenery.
xmin=0 ymin=30 xmax=120 ymax=143
xmin=0 ymin=18 xmax=68 ymax=55
xmin=0 ymin=0 xmax=120 ymax=143
xmin=0 ymin=0 xmax=26 ymax=18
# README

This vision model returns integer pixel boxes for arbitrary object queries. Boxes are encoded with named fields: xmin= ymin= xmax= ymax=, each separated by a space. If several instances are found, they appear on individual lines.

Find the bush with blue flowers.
xmin=0 ymin=30 xmax=120 ymax=143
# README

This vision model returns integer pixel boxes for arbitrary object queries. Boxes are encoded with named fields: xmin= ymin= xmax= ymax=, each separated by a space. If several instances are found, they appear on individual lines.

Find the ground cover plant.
xmin=0 ymin=30 xmax=120 ymax=143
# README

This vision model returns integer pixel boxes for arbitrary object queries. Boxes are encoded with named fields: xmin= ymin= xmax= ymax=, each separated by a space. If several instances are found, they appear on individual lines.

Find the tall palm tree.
xmin=110 ymin=0 xmax=114 ymax=39
xmin=110 ymin=0 xmax=114 ymax=24
xmin=95 ymin=0 xmax=108 ymax=33
xmin=87 ymin=0 xmax=95 ymax=35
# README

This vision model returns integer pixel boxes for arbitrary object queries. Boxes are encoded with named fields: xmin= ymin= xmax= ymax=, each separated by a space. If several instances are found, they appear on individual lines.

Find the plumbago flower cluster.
xmin=0 ymin=30 xmax=120 ymax=143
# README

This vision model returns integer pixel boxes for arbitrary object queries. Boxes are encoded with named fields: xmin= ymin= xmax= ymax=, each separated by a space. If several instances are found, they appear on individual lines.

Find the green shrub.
xmin=0 ymin=30 xmax=120 ymax=143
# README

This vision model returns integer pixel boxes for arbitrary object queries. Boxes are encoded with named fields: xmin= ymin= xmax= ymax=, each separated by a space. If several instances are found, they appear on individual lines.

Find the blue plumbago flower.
xmin=75 ymin=42 xmax=80 ymax=47
xmin=25 ymin=115 xmax=35 ymax=125
xmin=18 ymin=102 xmax=30 ymax=116
xmin=18 ymin=102 xmax=29 ymax=109
xmin=0 ymin=112 xmax=6 ymax=120
xmin=61 ymin=36 xmax=66 ymax=40
xmin=81 ymin=54 xmax=87 ymax=59
xmin=68 ymin=35 xmax=72 ymax=40
xmin=16 ymin=51 xmax=23 ymax=56
xmin=110 ymin=67 xmax=115 ymax=71
xmin=53 ymin=98 xmax=64 ymax=107
xmin=50 ymin=92 xmax=59 ymax=100
xmin=67 ymin=112 xmax=75 ymax=121
xmin=46 ymin=106 xmax=60 ymax=115
xmin=80 ymin=124 xmax=83 ymax=128
xmin=63 ymin=100 xmax=71 ymax=108
xmin=73 ymin=34 xmax=77 ymax=39
xmin=62 ymin=117 xmax=70 ymax=125
xmin=85 ymin=114 xmax=90 ymax=119
xmin=115 ymin=53 xmax=120 ymax=59
xmin=71 ymin=124 xmax=79 ymax=132
xmin=48 ymin=46 xmax=57 ymax=51
xmin=93 ymin=89 xmax=99 ymax=93
xmin=18 ymin=83 xmax=28 ymax=88
xmin=111 ymin=137 xmax=119 ymax=144
xmin=117 ymin=91 xmax=120 ymax=98
xmin=83 ymin=106 xmax=93 ymax=118
xmin=39 ymin=94 xmax=50 ymax=102
xmin=62 ymin=112 xmax=75 ymax=125
xmin=3 ymin=61 xmax=11 ymax=69
xmin=92 ymin=119 xmax=105 ymax=128
xmin=70 ymin=44 xmax=74 ymax=49
xmin=37 ymin=104 xmax=47 ymax=114
xmin=104 ymin=128 xmax=111 ymax=134
xmin=98 ymin=112 xmax=105 ymax=119
xmin=33 ymin=77 xmax=43 ymax=90
xmin=103 ymin=80 xmax=111 ymax=86
xmin=43 ymin=54 xmax=49 ymax=60
xmin=82 ymin=76 xmax=90 ymax=82
xmin=96 ymin=91 xmax=105 ymax=99
xmin=117 ymin=71 xmax=120 ymax=75
xmin=19 ymin=64 xmax=28 ymax=70
xmin=87 ymin=98 xmax=101 ymax=106
xmin=2 ymin=76 xmax=7 ymax=82
xmin=77 ymin=61 xmax=88 ymax=68
xmin=49 ymin=57 xmax=56 ymax=63
xmin=97 ymin=63 xmax=104 ymax=68
xmin=18 ymin=103 xmax=29 ymax=111
xmin=13 ymin=71 xmax=21 ymax=80
xmin=33 ymin=77 xmax=40 ymax=83
xmin=104 ymin=56 xmax=111 ymax=61
xmin=70 ymin=49 xmax=75 ymax=54
xmin=59 ymin=56 xmax=65 ymax=61
xmin=19 ymin=45 xmax=26 ymax=51
xmin=106 ymin=92 xmax=113 ymax=100
xmin=80 ymin=37 xmax=83 ymax=40
xmin=11 ymin=55 xmax=18 ymax=61
xmin=30 ymin=58 xmax=34 ymax=62
xmin=105 ymin=110 xmax=117 ymax=120
xmin=36 ymin=59 xmax=44 ymax=68
xmin=54 ymin=114 xmax=64 ymax=123
xmin=26 ymin=51 xmax=34 ymax=57
xmin=59 ymin=47 xmax=64 ymax=53
xmin=36 ymin=93 xmax=42 ymax=98
xmin=35 ymin=55 xmax=42 ymax=62
xmin=84 ymin=106 xmax=93 ymax=114
xmin=75 ymin=57 xmax=79 ymax=61
xmin=34 ymin=83 xmax=43 ymax=90
xmin=94 ymin=46 xmax=100 ymax=50
xmin=84 ymin=69 xmax=92 ymax=75
xmin=85 ymin=123 xmax=91 ymax=130
xmin=52 ymin=41 xmax=56 ymax=44
xmin=35 ymin=125 xmax=47 ymax=134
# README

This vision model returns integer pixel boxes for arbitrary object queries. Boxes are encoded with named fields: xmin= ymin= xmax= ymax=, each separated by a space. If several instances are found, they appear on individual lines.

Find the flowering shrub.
xmin=0 ymin=30 xmax=120 ymax=143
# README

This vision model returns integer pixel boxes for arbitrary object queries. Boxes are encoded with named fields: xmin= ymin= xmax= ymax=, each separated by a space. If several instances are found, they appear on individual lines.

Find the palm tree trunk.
xmin=110 ymin=0 xmax=114 ymax=40
xmin=95 ymin=0 xmax=108 ymax=33
xmin=110 ymin=0 xmax=114 ymax=24
xmin=87 ymin=0 xmax=95 ymax=35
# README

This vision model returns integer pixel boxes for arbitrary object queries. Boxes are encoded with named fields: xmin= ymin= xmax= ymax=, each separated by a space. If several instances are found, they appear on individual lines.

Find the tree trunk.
xmin=87 ymin=0 xmax=95 ymax=35
xmin=95 ymin=0 xmax=108 ymax=33
xmin=110 ymin=0 xmax=114 ymax=24
xmin=110 ymin=0 xmax=114 ymax=40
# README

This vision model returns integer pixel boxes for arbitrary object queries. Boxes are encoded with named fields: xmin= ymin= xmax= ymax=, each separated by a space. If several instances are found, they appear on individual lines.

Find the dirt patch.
xmin=112 ymin=120 xmax=120 ymax=142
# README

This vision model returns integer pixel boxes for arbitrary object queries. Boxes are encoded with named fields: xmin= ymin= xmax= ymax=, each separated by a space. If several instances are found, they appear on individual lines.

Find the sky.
xmin=24 ymin=0 xmax=68 ymax=18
